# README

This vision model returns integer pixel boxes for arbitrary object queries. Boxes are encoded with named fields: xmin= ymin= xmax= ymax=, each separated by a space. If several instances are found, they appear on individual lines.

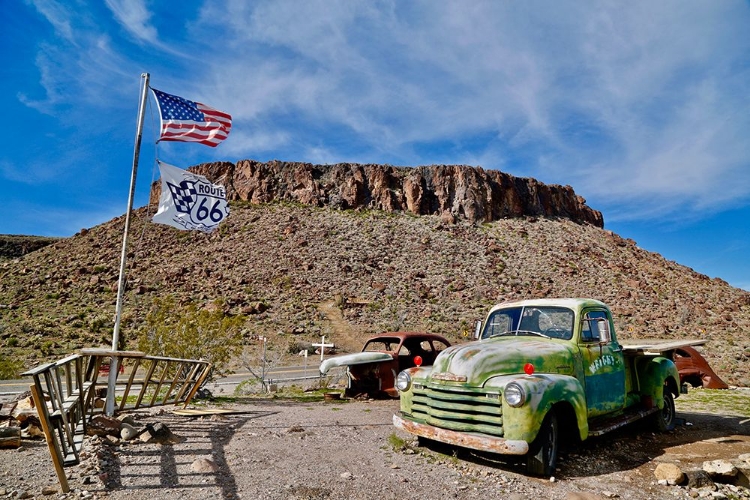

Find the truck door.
xmin=579 ymin=309 xmax=625 ymax=417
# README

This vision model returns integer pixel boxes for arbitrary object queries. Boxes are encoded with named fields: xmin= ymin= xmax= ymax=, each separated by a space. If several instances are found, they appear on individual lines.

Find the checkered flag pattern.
xmin=154 ymin=161 xmax=229 ymax=232
xmin=167 ymin=181 xmax=197 ymax=214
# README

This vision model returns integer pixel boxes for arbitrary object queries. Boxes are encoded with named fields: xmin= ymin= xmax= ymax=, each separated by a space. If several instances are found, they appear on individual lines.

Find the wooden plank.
xmin=161 ymin=361 xmax=185 ymax=405
xmin=118 ymin=358 xmax=142 ymax=411
xmin=53 ymin=353 xmax=82 ymax=368
xmin=174 ymin=363 xmax=202 ymax=403
xmin=51 ymin=366 xmax=77 ymax=457
xmin=172 ymin=408 xmax=250 ymax=416
xmin=181 ymin=363 xmax=212 ymax=408
xmin=30 ymin=383 xmax=69 ymax=493
xmin=621 ymin=339 xmax=707 ymax=354
xmin=21 ymin=362 xmax=56 ymax=377
xmin=0 ymin=427 xmax=21 ymax=448
xmin=149 ymin=360 xmax=171 ymax=407
xmin=135 ymin=359 xmax=159 ymax=409
xmin=79 ymin=348 xmax=146 ymax=357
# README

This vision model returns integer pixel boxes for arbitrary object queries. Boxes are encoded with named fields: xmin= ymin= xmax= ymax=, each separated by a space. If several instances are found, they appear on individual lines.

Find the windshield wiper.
xmin=514 ymin=330 xmax=550 ymax=338
xmin=488 ymin=329 xmax=550 ymax=339
xmin=488 ymin=331 xmax=514 ymax=338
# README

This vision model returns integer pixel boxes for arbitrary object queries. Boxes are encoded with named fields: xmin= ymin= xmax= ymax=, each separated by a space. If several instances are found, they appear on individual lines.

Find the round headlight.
xmin=396 ymin=371 xmax=412 ymax=392
xmin=504 ymin=382 xmax=526 ymax=407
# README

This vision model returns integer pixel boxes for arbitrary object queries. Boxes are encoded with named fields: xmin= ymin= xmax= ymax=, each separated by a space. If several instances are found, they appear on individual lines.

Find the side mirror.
xmin=473 ymin=320 xmax=483 ymax=340
xmin=597 ymin=320 xmax=612 ymax=343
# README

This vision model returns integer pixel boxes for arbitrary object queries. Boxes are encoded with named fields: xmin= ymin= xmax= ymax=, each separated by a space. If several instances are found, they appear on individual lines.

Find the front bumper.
xmin=393 ymin=413 xmax=529 ymax=455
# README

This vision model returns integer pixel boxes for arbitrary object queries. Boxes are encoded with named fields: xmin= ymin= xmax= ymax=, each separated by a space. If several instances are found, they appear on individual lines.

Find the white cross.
xmin=312 ymin=335 xmax=335 ymax=361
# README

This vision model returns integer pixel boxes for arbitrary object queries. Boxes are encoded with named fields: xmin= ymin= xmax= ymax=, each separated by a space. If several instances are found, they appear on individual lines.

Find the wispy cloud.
xmin=11 ymin=1 xmax=750 ymax=228
xmin=185 ymin=1 xmax=750 ymax=224
xmin=104 ymin=0 xmax=158 ymax=44
xmin=25 ymin=0 xmax=76 ymax=42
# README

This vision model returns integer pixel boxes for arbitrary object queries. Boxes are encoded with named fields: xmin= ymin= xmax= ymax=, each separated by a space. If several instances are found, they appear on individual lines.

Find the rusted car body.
xmin=674 ymin=345 xmax=729 ymax=389
xmin=319 ymin=332 xmax=451 ymax=398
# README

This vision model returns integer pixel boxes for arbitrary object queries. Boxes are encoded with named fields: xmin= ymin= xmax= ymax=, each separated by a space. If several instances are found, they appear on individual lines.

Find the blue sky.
xmin=2 ymin=1 xmax=749 ymax=290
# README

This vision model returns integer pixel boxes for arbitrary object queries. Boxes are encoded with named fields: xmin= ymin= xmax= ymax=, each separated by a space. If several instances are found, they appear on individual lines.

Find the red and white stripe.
xmin=159 ymin=103 xmax=232 ymax=148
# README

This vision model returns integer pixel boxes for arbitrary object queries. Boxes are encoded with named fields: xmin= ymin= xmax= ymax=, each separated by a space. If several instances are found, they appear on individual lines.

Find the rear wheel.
xmin=526 ymin=410 xmax=559 ymax=477
xmin=652 ymin=385 xmax=675 ymax=432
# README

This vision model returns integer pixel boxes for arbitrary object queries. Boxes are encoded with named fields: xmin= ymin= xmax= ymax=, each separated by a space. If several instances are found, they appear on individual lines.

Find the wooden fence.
xmin=21 ymin=349 xmax=212 ymax=492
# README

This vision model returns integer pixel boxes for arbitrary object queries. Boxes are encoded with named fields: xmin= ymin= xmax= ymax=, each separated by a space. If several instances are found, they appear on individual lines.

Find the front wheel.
xmin=652 ymin=385 xmax=676 ymax=432
xmin=526 ymin=410 xmax=559 ymax=477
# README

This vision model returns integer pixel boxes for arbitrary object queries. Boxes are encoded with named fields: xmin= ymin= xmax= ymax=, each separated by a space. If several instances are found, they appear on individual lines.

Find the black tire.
xmin=526 ymin=410 xmax=559 ymax=477
xmin=652 ymin=385 xmax=675 ymax=432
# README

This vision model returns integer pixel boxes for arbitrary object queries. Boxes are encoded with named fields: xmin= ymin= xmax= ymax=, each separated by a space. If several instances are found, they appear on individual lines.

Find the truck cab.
xmin=393 ymin=298 xmax=683 ymax=477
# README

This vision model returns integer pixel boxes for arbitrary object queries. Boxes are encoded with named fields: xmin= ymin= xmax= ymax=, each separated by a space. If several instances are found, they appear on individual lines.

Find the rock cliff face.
xmin=0 ymin=235 xmax=58 ymax=261
xmin=151 ymin=160 xmax=603 ymax=227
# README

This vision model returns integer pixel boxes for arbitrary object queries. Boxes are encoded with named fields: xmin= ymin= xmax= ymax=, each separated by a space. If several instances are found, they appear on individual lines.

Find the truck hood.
xmin=428 ymin=338 xmax=576 ymax=387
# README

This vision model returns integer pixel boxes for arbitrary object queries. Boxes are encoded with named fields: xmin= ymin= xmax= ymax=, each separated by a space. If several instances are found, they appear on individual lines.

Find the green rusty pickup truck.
xmin=393 ymin=298 xmax=706 ymax=476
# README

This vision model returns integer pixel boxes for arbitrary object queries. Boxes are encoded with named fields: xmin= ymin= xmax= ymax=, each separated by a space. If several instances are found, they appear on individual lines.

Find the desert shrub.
xmin=238 ymin=336 xmax=291 ymax=394
xmin=89 ymin=316 xmax=110 ymax=333
xmin=136 ymin=295 xmax=244 ymax=380
xmin=0 ymin=353 xmax=23 ymax=379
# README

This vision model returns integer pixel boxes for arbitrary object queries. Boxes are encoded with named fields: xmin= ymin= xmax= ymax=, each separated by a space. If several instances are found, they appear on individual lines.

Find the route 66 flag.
xmin=153 ymin=161 xmax=230 ymax=232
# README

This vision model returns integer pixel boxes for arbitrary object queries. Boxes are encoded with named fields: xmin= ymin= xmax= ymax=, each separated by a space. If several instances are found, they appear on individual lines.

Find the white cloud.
xmin=25 ymin=0 xmax=76 ymax=42
xmin=15 ymin=1 xmax=750 ymax=224
xmin=199 ymin=1 xmax=749 ymax=203
xmin=104 ymin=0 xmax=158 ymax=45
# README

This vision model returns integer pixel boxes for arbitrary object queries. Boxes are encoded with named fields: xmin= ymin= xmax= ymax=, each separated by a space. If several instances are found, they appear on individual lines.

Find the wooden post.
xmin=30 ymin=384 xmax=69 ymax=493
xmin=0 ymin=427 xmax=21 ymax=448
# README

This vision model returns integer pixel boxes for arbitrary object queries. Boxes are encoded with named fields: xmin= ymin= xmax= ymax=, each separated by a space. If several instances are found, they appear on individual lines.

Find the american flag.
xmin=151 ymin=88 xmax=232 ymax=147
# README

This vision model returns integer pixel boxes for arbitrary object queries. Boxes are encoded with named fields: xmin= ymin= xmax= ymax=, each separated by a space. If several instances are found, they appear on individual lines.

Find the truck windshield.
xmin=482 ymin=306 xmax=574 ymax=340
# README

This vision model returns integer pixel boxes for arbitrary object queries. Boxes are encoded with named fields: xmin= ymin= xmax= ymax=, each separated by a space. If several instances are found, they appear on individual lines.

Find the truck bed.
xmin=620 ymin=339 xmax=707 ymax=355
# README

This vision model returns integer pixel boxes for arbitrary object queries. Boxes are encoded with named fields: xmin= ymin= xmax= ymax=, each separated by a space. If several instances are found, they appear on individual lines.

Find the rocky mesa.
xmin=150 ymin=160 xmax=603 ymax=227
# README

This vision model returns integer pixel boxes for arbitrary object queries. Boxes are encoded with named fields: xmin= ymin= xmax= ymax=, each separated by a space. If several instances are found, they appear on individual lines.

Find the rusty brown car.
xmin=319 ymin=332 xmax=451 ymax=398
xmin=674 ymin=345 xmax=729 ymax=389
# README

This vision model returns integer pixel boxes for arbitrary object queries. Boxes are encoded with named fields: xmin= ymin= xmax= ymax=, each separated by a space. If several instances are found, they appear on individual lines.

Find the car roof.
xmin=486 ymin=298 xmax=608 ymax=315
xmin=363 ymin=332 xmax=451 ymax=344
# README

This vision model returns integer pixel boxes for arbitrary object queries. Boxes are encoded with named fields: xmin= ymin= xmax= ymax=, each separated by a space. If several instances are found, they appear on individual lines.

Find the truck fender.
xmin=485 ymin=374 xmax=589 ymax=443
xmin=635 ymin=356 xmax=680 ymax=410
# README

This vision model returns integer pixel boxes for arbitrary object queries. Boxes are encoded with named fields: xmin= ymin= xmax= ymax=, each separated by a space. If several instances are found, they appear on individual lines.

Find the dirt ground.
xmin=1 ymin=390 xmax=749 ymax=500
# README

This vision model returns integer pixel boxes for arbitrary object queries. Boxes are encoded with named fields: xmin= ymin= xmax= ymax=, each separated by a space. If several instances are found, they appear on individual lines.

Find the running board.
xmin=588 ymin=407 xmax=659 ymax=436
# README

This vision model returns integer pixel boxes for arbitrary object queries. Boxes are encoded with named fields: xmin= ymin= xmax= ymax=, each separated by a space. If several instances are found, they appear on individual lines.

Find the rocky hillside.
xmin=1 ymin=162 xmax=749 ymax=385
xmin=0 ymin=235 xmax=58 ymax=261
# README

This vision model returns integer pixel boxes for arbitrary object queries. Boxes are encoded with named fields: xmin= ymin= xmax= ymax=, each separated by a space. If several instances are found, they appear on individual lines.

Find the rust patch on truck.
xmin=393 ymin=413 xmax=529 ymax=455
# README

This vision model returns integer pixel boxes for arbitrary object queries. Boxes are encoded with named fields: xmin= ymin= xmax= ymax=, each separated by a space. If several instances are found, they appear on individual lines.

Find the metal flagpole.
xmin=105 ymin=72 xmax=150 ymax=416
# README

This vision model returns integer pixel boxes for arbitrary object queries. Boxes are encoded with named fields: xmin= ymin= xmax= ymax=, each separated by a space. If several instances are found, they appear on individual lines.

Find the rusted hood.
xmin=319 ymin=352 xmax=393 ymax=374
xmin=429 ymin=338 xmax=577 ymax=387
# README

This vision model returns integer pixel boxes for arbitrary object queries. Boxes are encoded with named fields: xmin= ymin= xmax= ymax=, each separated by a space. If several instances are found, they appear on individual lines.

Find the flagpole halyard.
xmin=106 ymin=72 xmax=150 ymax=416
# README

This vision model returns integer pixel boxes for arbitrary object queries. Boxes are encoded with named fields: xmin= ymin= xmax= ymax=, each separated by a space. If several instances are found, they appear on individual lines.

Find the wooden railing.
xmin=22 ymin=350 xmax=212 ymax=492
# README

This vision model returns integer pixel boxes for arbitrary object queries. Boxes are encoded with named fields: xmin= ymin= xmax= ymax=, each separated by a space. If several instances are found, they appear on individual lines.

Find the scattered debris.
xmin=654 ymin=463 xmax=685 ymax=485
xmin=703 ymin=459 xmax=738 ymax=479
xmin=139 ymin=422 xmax=185 ymax=444
xmin=191 ymin=458 xmax=219 ymax=473
xmin=0 ymin=427 xmax=21 ymax=449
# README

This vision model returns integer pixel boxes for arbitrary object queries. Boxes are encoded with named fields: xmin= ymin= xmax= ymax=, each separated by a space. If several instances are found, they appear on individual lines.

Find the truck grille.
xmin=411 ymin=384 xmax=503 ymax=437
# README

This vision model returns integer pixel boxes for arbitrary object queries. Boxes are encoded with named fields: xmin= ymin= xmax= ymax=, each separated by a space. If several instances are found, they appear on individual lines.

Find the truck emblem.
xmin=588 ymin=354 xmax=619 ymax=374
xmin=432 ymin=372 xmax=467 ymax=382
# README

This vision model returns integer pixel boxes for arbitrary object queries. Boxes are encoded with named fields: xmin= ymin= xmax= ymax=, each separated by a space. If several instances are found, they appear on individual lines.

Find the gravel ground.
xmin=1 ymin=396 xmax=749 ymax=500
